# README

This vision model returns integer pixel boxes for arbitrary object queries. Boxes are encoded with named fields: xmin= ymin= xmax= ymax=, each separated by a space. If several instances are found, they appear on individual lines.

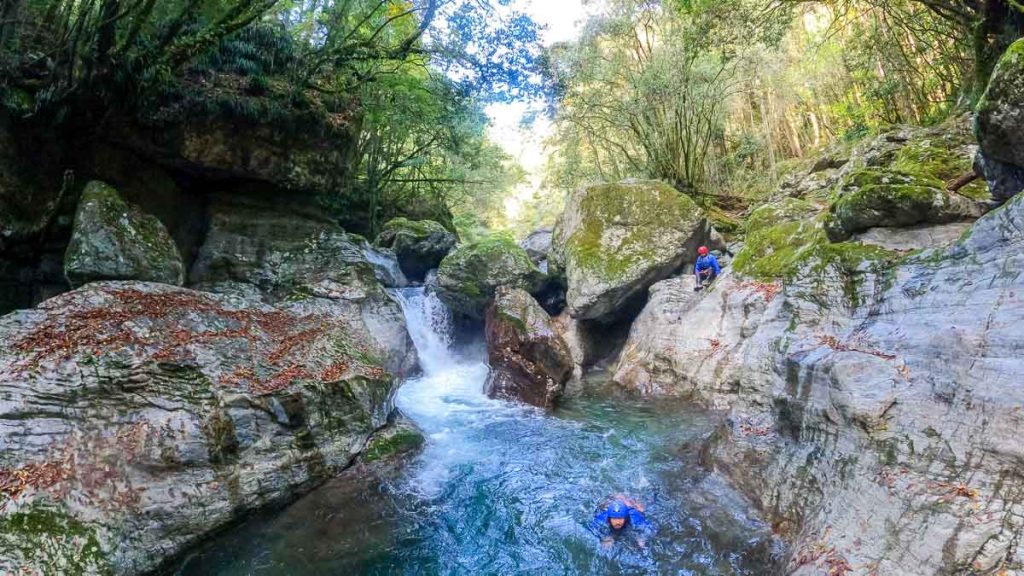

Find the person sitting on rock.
xmin=590 ymin=495 xmax=652 ymax=549
xmin=694 ymin=246 xmax=721 ymax=291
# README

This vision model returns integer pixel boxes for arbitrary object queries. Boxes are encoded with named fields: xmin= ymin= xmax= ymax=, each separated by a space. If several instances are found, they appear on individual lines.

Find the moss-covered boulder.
xmin=64 ymin=181 xmax=184 ymax=288
xmin=484 ymin=287 xmax=573 ymax=408
xmin=550 ymin=180 xmax=710 ymax=321
xmin=436 ymin=235 xmax=542 ymax=320
xmin=361 ymin=417 xmax=425 ymax=463
xmin=745 ymin=198 xmax=821 ymax=235
xmin=828 ymin=169 xmax=983 ymax=240
xmin=977 ymin=39 xmax=1024 ymax=170
xmin=374 ymin=217 xmax=456 ymax=282
xmin=976 ymin=39 xmax=1024 ymax=201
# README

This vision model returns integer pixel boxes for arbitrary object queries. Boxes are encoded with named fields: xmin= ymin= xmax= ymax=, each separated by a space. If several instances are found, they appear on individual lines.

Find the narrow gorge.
xmin=3 ymin=2 xmax=1024 ymax=575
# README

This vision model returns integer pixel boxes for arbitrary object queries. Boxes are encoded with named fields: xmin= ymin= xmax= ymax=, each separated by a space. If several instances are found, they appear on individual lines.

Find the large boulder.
xmin=373 ymin=218 xmax=456 ymax=282
xmin=435 ymin=236 xmax=542 ymax=321
xmin=550 ymin=180 xmax=710 ymax=321
xmin=976 ymin=39 xmax=1024 ymax=201
xmin=484 ymin=287 xmax=573 ymax=408
xmin=190 ymin=195 xmax=416 ymax=376
xmin=520 ymin=227 xmax=553 ymax=265
xmin=613 ymin=192 xmax=1024 ymax=574
xmin=976 ymin=39 xmax=1024 ymax=170
xmin=828 ymin=169 xmax=984 ymax=240
xmin=0 ymin=281 xmax=401 ymax=575
xmin=64 ymin=181 xmax=184 ymax=288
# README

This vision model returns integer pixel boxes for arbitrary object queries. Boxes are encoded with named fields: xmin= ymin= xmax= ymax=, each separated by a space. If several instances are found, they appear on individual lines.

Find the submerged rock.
xmin=484 ymin=287 xmax=572 ymax=408
xmin=373 ymin=217 xmax=456 ymax=282
xmin=64 ymin=181 xmax=184 ymax=287
xmin=435 ymin=235 xmax=542 ymax=320
xmin=0 ymin=281 xmax=401 ymax=575
xmin=614 ymin=193 xmax=1024 ymax=573
xmin=550 ymin=180 xmax=710 ymax=322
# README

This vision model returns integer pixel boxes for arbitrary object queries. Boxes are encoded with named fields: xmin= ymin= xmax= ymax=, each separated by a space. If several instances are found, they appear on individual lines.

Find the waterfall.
xmin=389 ymin=286 xmax=455 ymax=376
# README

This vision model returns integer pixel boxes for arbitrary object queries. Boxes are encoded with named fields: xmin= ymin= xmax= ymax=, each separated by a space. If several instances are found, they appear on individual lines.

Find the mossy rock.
xmin=551 ymin=180 xmax=708 ymax=321
xmin=374 ymin=217 xmax=457 ymax=282
xmin=977 ymin=39 xmax=1024 ymax=169
xmin=891 ymin=129 xmax=989 ymax=201
xmin=436 ymin=235 xmax=542 ymax=320
xmin=734 ymin=214 xmax=896 ymax=284
xmin=830 ymin=169 xmax=982 ymax=238
xmin=0 ymin=503 xmax=112 ymax=575
xmin=746 ymin=198 xmax=821 ymax=235
xmin=362 ymin=423 xmax=424 ymax=462
xmin=64 ymin=181 xmax=185 ymax=288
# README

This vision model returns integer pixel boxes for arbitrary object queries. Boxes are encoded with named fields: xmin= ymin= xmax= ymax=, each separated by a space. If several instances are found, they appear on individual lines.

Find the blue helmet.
xmin=607 ymin=501 xmax=629 ymax=520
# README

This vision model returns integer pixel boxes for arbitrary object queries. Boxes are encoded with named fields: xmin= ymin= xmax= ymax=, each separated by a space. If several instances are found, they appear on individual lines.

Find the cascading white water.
xmin=389 ymin=287 xmax=456 ymax=376
xmin=178 ymin=285 xmax=779 ymax=575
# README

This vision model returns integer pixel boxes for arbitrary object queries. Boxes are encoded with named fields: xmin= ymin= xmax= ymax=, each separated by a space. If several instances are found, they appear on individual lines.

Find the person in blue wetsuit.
xmin=590 ymin=495 xmax=652 ymax=549
xmin=694 ymin=245 xmax=721 ymax=291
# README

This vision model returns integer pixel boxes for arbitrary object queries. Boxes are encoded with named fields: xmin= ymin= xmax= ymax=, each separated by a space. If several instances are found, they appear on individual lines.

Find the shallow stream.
xmin=173 ymin=288 xmax=778 ymax=575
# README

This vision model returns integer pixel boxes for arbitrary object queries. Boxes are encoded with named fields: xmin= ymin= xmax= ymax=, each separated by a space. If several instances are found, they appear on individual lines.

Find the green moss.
xmin=707 ymin=205 xmax=741 ymax=234
xmin=436 ymin=234 xmax=540 ymax=317
xmin=733 ymin=219 xmax=823 ymax=280
xmin=831 ymin=169 xmax=955 ymax=234
xmin=745 ymin=198 xmax=820 ymax=235
xmin=892 ymin=138 xmax=989 ymax=201
xmin=381 ymin=217 xmax=448 ymax=237
xmin=362 ymin=426 xmax=424 ymax=462
xmin=0 ymin=504 xmax=112 ymax=574
xmin=564 ymin=181 xmax=701 ymax=282
xmin=734 ymin=211 xmax=897 ymax=304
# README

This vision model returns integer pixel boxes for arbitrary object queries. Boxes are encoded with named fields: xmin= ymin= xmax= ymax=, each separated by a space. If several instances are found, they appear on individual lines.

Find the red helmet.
xmin=697 ymin=246 xmax=709 ymax=255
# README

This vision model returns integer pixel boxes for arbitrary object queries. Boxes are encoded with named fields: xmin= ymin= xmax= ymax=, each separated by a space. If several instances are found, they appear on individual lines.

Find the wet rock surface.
xmin=0 ymin=281 xmax=403 ymax=575
xmin=484 ymin=287 xmax=573 ymax=408
xmin=614 ymin=194 xmax=1024 ymax=574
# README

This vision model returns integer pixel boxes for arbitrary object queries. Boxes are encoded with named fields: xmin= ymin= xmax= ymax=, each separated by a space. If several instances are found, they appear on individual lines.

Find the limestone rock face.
xmin=551 ymin=180 xmax=710 ymax=322
xmin=613 ymin=194 xmax=1024 ymax=574
xmin=0 ymin=281 xmax=400 ymax=575
xmin=373 ymin=218 xmax=456 ymax=282
xmin=115 ymin=117 xmax=359 ymax=198
xmin=189 ymin=194 xmax=416 ymax=376
xmin=64 ymin=181 xmax=184 ymax=287
xmin=435 ymin=236 xmax=542 ymax=321
xmin=484 ymin=287 xmax=572 ymax=408
xmin=520 ymin=227 xmax=553 ymax=265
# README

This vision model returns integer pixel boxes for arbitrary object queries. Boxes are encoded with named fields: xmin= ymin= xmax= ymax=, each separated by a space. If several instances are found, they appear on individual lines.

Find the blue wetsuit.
xmin=589 ymin=501 xmax=652 ymax=539
xmin=695 ymin=254 xmax=721 ymax=281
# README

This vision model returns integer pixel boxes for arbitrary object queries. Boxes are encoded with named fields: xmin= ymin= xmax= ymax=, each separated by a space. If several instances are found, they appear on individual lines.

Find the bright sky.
xmin=484 ymin=0 xmax=593 ymax=224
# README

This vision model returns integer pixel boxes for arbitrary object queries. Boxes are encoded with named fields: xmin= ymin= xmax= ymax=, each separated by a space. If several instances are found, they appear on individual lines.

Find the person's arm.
xmin=711 ymin=256 xmax=721 ymax=275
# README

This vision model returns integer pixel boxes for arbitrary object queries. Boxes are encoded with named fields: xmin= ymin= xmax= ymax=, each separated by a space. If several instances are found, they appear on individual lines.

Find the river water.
xmin=173 ymin=288 xmax=779 ymax=575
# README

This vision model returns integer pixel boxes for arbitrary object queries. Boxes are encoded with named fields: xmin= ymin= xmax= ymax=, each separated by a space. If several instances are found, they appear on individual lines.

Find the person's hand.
xmin=601 ymin=537 xmax=614 ymax=550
